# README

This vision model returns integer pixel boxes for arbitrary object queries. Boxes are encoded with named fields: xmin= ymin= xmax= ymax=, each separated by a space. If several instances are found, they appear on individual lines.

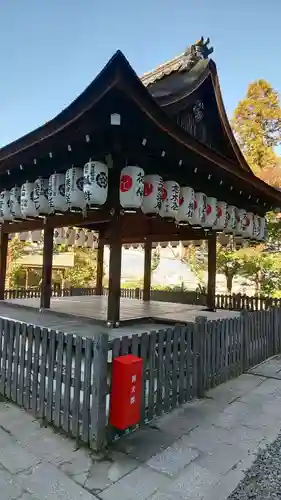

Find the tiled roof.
xmin=141 ymin=53 xmax=186 ymax=86
xmin=141 ymin=38 xmax=213 ymax=87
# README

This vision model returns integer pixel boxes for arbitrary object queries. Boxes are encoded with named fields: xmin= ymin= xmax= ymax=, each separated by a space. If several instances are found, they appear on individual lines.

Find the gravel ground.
xmin=228 ymin=432 xmax=281 ymax=500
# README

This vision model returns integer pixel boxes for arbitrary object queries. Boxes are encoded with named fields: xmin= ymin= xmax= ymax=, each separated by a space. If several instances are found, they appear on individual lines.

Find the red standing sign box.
xmin=109 ymin=354 xmax=143 ymax=430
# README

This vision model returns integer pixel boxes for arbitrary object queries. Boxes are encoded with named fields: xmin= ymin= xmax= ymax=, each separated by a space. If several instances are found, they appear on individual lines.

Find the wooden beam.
xmin=143 ymin=239 xmax=152 ymax=302
xmin=3 ymin=210 xmax=111 ymax=234
xmin=207 ymin=232 xmax=216 ymax=311
xmin=0 ymin=229 xmax=8 ymax=300
xmin=96 ymin=240 xmax=104 ymax=295
xmin=40 ymin=227 xmax=54 ymax=309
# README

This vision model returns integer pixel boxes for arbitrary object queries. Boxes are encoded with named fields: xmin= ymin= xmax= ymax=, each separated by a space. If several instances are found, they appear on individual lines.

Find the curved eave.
xmin=0 ymin=50 xmax=280 ymax=207
xmin=208 ymin=60 xmax=252 ymax=174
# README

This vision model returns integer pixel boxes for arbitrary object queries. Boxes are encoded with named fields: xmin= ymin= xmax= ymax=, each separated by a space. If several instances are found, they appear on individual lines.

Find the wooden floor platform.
xmin=0 ymin=296 xmax=240 ymax=339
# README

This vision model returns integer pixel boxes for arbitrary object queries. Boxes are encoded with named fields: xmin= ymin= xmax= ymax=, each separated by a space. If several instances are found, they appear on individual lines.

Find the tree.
xmin=181 ymin=243 xmax=207 ymax=291
xmin=232 ymin=80 xmax=281 ymax=175
xmin=63 ymin=247 xmax=97 ymax=287
xmin=216 ymin=244 xmax=244 ymax=293
xmin=238 ymin=246 xmax=281 ymax=295
xmin=6 ymin=237 xmax=26 ymax=288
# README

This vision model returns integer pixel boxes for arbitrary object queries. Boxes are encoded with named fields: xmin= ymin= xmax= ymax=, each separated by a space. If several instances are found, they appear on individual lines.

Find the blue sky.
xmin=0 ymin=0 xmax=281 ymax=147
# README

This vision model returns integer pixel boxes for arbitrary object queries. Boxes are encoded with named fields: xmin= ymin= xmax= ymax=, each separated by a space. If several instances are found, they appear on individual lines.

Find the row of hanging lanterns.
xmin=0 ymin=162 xmax=266 ymax=242
xmin=0 ymin=161 xmax=109 ymax=221
xmin=11 ymin=228 xmax=98 ymax=248
xmin=119 ymin=166 xmax=267 ymax=242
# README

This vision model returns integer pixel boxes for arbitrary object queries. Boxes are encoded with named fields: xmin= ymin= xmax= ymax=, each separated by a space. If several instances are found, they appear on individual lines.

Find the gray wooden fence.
xmin=107 ymin=308 xmax=281 ymax=440
xmin=0 ymin=318 xmax=108 ymax=450
xmin=0 ymin=308 xmax=281 ymax=448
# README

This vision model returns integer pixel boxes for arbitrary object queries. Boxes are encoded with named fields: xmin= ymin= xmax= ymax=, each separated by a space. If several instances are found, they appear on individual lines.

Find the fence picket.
xmin=140 ymin=332 xmax=148 ymax=423
xmin=210 ymin=322 xmax=216 ymax=388
xmin=63 ymin=334 xmax=73 ymax=434
xmin=185 ymin=326 xmax=193 ymax=400
xmin=38 ymin=328 xmax=48 ymax=419
xmin=32 ymin=326 xmax=41 ymax=415
xmin=0 ymin=319 xmax=9 ymax=396
xmin=54 ymin=331 xmax=64 ymax=428
xmin=6 ymin=321 xmax=15 ymax=400
xmin=72 ymin=336 xmax=82 ymax=441
xmin=178 ymin=327 xmax=186 ymax=405
xmin=163 ymin=328 xmax=172 ymax=412
xmin=82 ymin=338 xmax=92 ymax=444
xmin=91 ymin=334 xmax=108 ymax=451
xmin=171 ymin=328 xmax=180 ymax=408
xmin=18 ymin=323 xmax=27 ymax=406
xmin=147 ymin=331 xmax=157 ymax=421
xmin=12 ymin=322 xmax=20 ymax=403
xmin=24 ymin=325 xmax=33 ymax=410
xmin=46 ymin=330 xmax=56 ymax=423
xmin=156 ymin=329 xmax=165 ymax=416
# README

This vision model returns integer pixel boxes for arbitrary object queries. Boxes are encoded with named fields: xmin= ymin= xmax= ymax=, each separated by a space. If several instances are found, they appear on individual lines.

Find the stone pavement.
xmin=1 ymin=355 xmax=281 ymax=499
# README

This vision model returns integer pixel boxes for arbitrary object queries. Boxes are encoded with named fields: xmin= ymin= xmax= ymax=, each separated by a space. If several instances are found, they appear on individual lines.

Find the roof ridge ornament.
xmin=184 ymin=36 xmax=214 ymax=61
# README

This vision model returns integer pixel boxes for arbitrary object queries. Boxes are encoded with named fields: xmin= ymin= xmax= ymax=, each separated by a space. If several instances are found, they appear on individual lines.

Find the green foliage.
xmin=216 ymin=244 xmax=244 ymax=293
xmin=232 ymin=79 xmax=281 ymax=175
xmin=60 ymin=247 xmax=97 ymax=287
xmin=7 ymin=237 xmax=26 ymax=288
xmin=238 ymin=246 xmax=281 ymax=295
xmin=180 ymin=243 xmax=207 ymax=288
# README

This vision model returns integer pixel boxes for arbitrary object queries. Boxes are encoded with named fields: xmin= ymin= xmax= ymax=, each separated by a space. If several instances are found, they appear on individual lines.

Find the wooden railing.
xmin=3 ymin=286 xmax=281 ymax=312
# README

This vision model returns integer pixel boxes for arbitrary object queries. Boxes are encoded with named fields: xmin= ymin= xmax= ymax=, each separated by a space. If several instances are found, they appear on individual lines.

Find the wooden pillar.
xmin=0 ymin=229 xmax=8 ymax=300
xmin=96 ymin=241 xmax=104 ymax=295
xmin=207 ymin=232 xmax=216 ymax=311
xmin=40 ymin=226 xmax=54 ymax=309
xmin=107 ymin=215 xmax=122 ymax=326
xmin=143 ymin=239 xmax=152 ymax=302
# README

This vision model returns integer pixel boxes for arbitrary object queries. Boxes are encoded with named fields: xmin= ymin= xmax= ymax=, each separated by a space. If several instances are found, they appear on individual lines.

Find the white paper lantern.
xmin=65 ymin=227 xmax=75 ymax=246
xmin=93 ymin=232 xmax=99 ymax=248
xmin=84 ymin=230 xmax=94 ymax=248
xmin=30 ymin=230 xmax=42 ymax=243
xmin=120 ymin=166 xmax=144 ymax=210
xmin=224 ymin=205 xmax=237 ymax=234
xmin=33 ymin=178 xmax=49 ymax=215
xmin=20 ymin=182 xmax=38 ymax=218
xmin=75 ymin=229 xmax=85 ymax=247
xmin=242 ymin=212 xmax=254 ymax=239
xmin=141 ymin=174 xmax=163 ymax=215
xmin=235 ymin=209 xmax=247 ymax=236
xmin=65 ymin=166 xmax=85 ymax=211
xmin=175 ymin=186 xmax=194 ymax=223
xmin=48 ymin=173 xmax=67 ymax=213
xmin=213 ymin=201 xmax=227 ymax=231
xmin=19 ymin=232 xmax=29 ymax=242
xmin=159 ymin=181 xmax=180 ymax=219
xmin=203 ymin=197 xmax=217 ymax=228
xmin=257 ymin=217 xmax=266 ymax=241
xmin=54 ymin=228 xmax=65 ymax=245
xmin=189 ymin=192 xmax=206 ymax=227
xmin=252 ymin=215 xmax=261 ymax=240
xmin=0 ymin=190 xmax=13 ymax=221
xmin=83 ymin=161 xmax=108 ymax=207
xmin=10 ymin=186 xmax=21 ymax=219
